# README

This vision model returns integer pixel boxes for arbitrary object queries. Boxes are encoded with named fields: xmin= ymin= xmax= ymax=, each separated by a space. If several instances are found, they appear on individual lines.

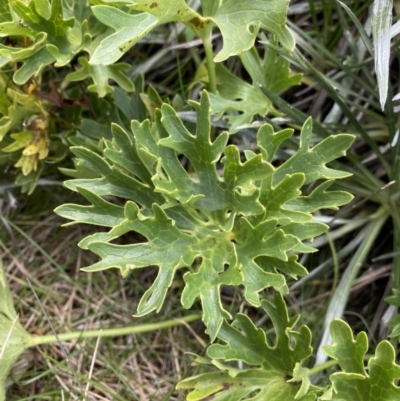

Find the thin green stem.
xmin=308 ymin=359 xmax=338 ymax=376
xmin=27 ymin=314 xmax=200 ymax=347
xmin=202 ymin=29 xmax=217 ymax=94
xmin=309 ymin=354 xmax=373 ymax=376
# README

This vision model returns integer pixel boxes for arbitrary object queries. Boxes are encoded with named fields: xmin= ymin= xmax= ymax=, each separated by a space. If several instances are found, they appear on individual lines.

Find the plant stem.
xmin=308 ymin=359 xmax=338 ymax=376
xmin=309 ymin=354 xmax=373 ymax=376
xmin=27 ymin=314 xmax=200 ymax=347
xmin=202 ymin=29 xmax=217 ymax=94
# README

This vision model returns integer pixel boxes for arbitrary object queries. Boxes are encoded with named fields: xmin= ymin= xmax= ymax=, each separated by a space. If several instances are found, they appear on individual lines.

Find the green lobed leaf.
xmin=90 ymin=1 xmax=204 ymax=65
xmin=90 ymin=0 xmax=293 ymax=65
xmin=177 ymin=292 xmax=320 ymax=400
xmin=0 ymin=0 xmax=90 ymax=83
xmin=285 ymin=180 xmax=354 ymax=214
xmin=324 ymin=319 xmax=400 ymax=401
xmin=66 ymin=57 xmax=134 ymax=98
xmin=55 ymin=91 xmax=354 ymax=340
xmin=272 ymin=118 xmax=353 ymax=185
xmin=210 ymin=0 xmax=295 ymax=61
xmin=209 ymin=42 xmax=302 ymax=132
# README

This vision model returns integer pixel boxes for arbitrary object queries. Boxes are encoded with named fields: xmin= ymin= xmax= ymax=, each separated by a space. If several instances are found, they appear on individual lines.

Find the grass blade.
xmin=338 ymin=1 xmax=373 ymax=56
xmin=372 ymin=0 xmax=393 ymax=109
xmin=315 ymin=206 xmax=389 ymax=365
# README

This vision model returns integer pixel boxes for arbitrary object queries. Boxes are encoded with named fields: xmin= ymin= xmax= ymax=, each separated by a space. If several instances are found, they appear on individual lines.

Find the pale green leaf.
xmin=0 ymin=0 xmax=90 ymax=82
xmin=2 ymin=131 xmax=33 ymax=153
xmin=14 ymin=47 xmax=56 ymax=85
xmin=66 ymin=57 xmax=134 ymax=98
xmin=34 ymin=0 xmax=51 ymax=19
xmin=200 ymin=0 xmax=219 ymax=17
xmin=90 ymin=6 xmax=158 ymax=65
xmin=210 ymin=43 xmax=301 ymax=132
xmin=372 ymin=0 xmax=393 ymax=109
xmin=0 ymin=0 xmax=11 ymax=23
xmin=177 ymin=292 xmax=320 ymax=401
xmin=90 ymin=0 xmax=293 ymax=65
xmin=289 ymin=363 xmax=313 ymax=399
xmin=324 ymin=319 xmax=400 ymax=401
xmin=90 ymin=2 xmax=203 ymax=65
xmin=272 ymin=118 xmax=354 ymax=185
xmin=211 ymin=0 xmax=295 ymax=62
xmin=0 ymin=88 xmax=44 ymax=141
xmin=324 ymin=320 xmax=368 ymax=375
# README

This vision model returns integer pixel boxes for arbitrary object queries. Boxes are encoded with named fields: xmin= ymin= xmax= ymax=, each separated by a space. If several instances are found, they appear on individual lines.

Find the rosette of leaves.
xmin=55 ymin=91 xmax=354 ymax=340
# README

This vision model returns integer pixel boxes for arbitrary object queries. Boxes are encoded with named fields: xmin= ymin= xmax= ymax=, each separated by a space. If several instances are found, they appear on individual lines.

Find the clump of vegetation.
xmin=1 ymin=1 xmax=399 ymax=400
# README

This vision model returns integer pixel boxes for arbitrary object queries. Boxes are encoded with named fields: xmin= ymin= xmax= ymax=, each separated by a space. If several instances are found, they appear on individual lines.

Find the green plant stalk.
xmin=309 ymin=354 xmax=373 ymax=377
xmin=201 ymin=28 xmax=217 ymax=94
xmin=26 ymin=314 xmax=200 ymax=347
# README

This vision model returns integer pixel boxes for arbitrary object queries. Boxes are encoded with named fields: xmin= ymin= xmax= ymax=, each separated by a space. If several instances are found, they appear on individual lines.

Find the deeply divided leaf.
xmin=324 ymin=319 xmax=400 ymax=401
xmin=55 ymin=91 xmax=354 ymax=340
xmin=209 ymin=43 xmax=302 ymax=132
xmin=177 ymin=292 xmax=318 ymax=400
xmin=89 ymin=0 xmax=294 ymax=65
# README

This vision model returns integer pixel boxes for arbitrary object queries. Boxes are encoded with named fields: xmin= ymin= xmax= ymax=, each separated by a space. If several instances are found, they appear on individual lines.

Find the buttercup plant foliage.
xmin=0 ymin=0 xmax=295 ymax=189
xmin=88 ymin=0 xmax=295 ymax=65
xmin=55 ymin=92 xmax=354 ymax=341
xmin=55 ymin=91 xmax=400 ymax=399
xmin=178 ymin=313 xmax=400 ymax=400
xmin=3 ymin=1 xmax=400 ymax=400
xmin=177 ymin=292 xmax=318 ymax=400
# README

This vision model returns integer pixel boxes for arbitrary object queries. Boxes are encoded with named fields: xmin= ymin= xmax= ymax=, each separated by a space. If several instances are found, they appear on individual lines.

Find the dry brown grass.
xmin=1 ymin=187 xmax=205 ymax=401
